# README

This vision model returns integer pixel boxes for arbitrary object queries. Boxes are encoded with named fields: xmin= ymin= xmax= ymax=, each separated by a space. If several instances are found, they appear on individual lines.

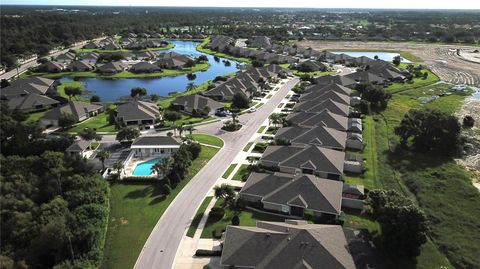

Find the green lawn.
xmin=25 ymin=110 xmax=48 ymax=123
xmin=222 ymin=164 xmax=237 ymax=179
xmin=191 ymin=134 xmax=224 ymax=147
xmin=200 ymin=198 xmax=286 ymax=238
xmin=69 ymin=112 xmax=116 ymax=133
xmin=28 ymin=62 xmax=210 ymax=79
xmin=162 ymin=113 xmax=214 ymax=129
xmin=56 ymin=80 xmax=89 ymax=101
xmin=343 ymin=212 xmax=379 ymax=234
xmin=386 ymin=69 xmax=439 ymax=94
xmin=186 ymin=196 xmax=213 ymax=237
xmin=232 ymin=164 xmax=250 ymax=181
xmin=101 ymin=145 xmax=220 ymax=269
xmin=360 ymin=76 xmax=480 ymax=268
xmin=243 ymin=142 xmax=253 ymax=152
xmin=157 ymin=80 xmax=213 ymax=109
xmin=257 ymin=126 xmax=267 ymax=133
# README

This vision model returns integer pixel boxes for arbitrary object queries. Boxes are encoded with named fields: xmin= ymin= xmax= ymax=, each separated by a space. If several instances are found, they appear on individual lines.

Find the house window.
xmin=161 ymin=149 xmax=165 ymax=154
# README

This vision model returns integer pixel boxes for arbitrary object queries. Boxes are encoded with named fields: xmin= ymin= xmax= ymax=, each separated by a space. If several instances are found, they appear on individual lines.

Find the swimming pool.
xmin=132 ymin=158 xmax=160 ymax=176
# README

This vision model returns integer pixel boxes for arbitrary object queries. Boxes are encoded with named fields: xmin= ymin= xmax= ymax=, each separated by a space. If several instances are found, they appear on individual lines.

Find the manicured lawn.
xmin=343 ymin=212 xmax=379 ymax=234
xmin=102 ymin=145 xmax=220 ymax=269
xmin=69 ymin=112 xmax=116 ymax=133
xmin=265 ymin=126 xmax=279 ymax=135
xmin=157 ymin=80 xmax=212 ymax=109
xmin=200 ymin=198 xmax=286 ymax=238
xmin=232 ymin=164 xmax=250 ymax=181
xmin=243 ymin=142 xmax=253 ymax=152
xmin=191 ymin=134 xmax=224 ymax=148
xmin=386 ymin=69 xmax=439 ymax=94
xmin=222 ymin=164 xmax=237 ymax=179
xmin=56 ymin=80 xmax=89 ymax=101
xmin=162 ymin=113 xmax=214 ymax=129
xmin=186 ymin=196 xmax=213 ymax=237
xmin=277 ymin=103 xmax=284 ymax=108
xmin=25 ymin=110 xmax=48 ymax=123
xmin=257 ymin=126 xmax=266 ymax=133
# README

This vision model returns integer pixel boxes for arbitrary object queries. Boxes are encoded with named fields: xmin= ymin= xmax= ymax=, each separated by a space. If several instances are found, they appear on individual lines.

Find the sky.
xmin=3 ymin=0 xmax=480 ymax=9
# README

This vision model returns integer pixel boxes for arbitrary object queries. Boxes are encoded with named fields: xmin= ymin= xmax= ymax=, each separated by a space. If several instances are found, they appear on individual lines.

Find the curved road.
xmin=133 ymin=77 xmax=299 ymax=269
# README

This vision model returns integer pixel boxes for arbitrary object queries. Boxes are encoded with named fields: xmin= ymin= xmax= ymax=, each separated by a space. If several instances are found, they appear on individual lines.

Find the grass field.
xmin=257 ymin=126 xmax=267 ymax=133
xmin=69 ymin=112 xmax=116 ymax=133
xmin=243 ymin=142 xmax=253 ymax=152
xmin=359 ymin=76 xmax=480 ymax=268
xmin=191 ymin=134 xmax=224 ymax=148
xmin=196 ymin=38 xmax=252 ymax=63
xmin=28 ymin=62 xmax=210 ymax=79
xmin=326 ymin=48 xmax=423 ymax=63
xmin=56 ymin=80 xmax=89 ymax=101
xmin=25 ymin=110 xmax=48 ymax=123
xmin=162 ymin=113 xmax=214 ymax=129
xmin=200 ymin=198 xmax=286 ymax=238
xmin=186 ymin=196 xmax=213 ymax=237
xmin=232 ymin=164 xmax=250 ymax=181
xmin=222 ymin=164 xmax=237 ymax=179
xmin=101 ymin=145 xmax=220 ymax=269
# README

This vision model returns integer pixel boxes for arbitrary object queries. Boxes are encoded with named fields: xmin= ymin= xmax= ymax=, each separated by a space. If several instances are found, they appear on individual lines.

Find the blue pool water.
xmin=330 ymin=51 xmax=412 ymax=63
xmin=132 ymin=158 xmax=160 ymax=176
xmin=61 ymin=40 xmax=241 ymax=101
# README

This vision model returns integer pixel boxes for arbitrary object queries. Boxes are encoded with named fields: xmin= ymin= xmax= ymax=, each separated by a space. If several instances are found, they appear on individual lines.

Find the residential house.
xmin=342 ymin=184 xmax=366 ymax=210
xmin=66 ymin=140 xmax=93 ymax=157
xmin=0 ymin=77 xmax=56 ymax=98
xmin=302 ymin=83 xmax=352 ymax=98
xmin=81 ymin=52 xmax=100 ymax=64
xmin=294 ymin=97 xmax=351 ymax=116
xmin=171 ymin=94 xmax=223 ymax=116
xmin=155 ymin=57 xmax=187 ymax=69
xmin=259 ymin=145 xmax=346 ymax=180
xmin=136 ymin=51 xmax=156 ymax=61
xmin=220 ymin=220 xmax=356 ymax=269
xmin=293 ymin=60 xmax=329 ymax=72
xmin=5 ymin=93 xmax=59 ymax=113
xmin=37 ymin=61 xmax=64 ymax=73
xmin=40 ymin=100 xmax=103 ymax=127
xmin=206 ymin=35 xmax=235 ymax=51
xmin=286 ymin=110 xmax=348 ymax=131
xmin=102 ymin=42 xmax=122 ymax=50
xmin=248 ymin=36 xmax=272 ymax=48
xmin=130 ymin=62 xmax=161 ymax=73
xmin=130 ymin=136 xmax=180 ymax=158
xmin=345 ymin=70 xmax=387 ymax=85
xmin=68 ymin=60 xmax=94 ymax=72
xmin=97 ymin=62 xmax=126 ymax=74
xmin=314 ymin=75 xmax=357 ymax=88
xmin=239 ymin=172 xmax=344 ymax=217
xmin=56 ymin=52 xmax=76 ymax=64
xmin=346 ymin=132 xmax=363 ymax=150
xmin=275 ymin=125 xmax=347 ymax=151
xmin=83 ymin=41 xmax=100 ymax=49
xmin=116 ymin=100 xmax=160 ymax=126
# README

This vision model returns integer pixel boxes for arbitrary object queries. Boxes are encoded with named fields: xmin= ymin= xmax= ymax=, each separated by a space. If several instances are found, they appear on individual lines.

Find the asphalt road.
xmin=133 ymin=77 xmax=299 ymax=269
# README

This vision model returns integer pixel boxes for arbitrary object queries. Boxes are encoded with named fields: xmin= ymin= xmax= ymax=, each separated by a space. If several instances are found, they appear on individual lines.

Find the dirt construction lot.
xmin=299 ymin=40 xmax=480 ymax=86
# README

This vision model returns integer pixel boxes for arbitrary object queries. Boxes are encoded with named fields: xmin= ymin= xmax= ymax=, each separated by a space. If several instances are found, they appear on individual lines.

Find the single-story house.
xmin=294 ymin=98 xmax=350 ymax=116
xmin=130 ymin=62 xmax=161 ymax=73
xmin=239 ymin=172 xmax=343 ymax=217
xmin=56 ymin=52 xmax=76 ymax=64
xmin=102 ymin=42 xmax=121 ymax=50
xmin=69 ymin=60 xmax=94 ymax=72
xmin=116 ymin=100 xmax=160 ymax=126
xmin=83 ymin=41 xmax=101 ymax=49
xmin=5 ymin=93 xmax=59 ymax=113
xmin=314 ymin=75 xmax=357 ymax=88
xmin=220 ymin=220 xmax=356 ymax=269
xmin=275 ymin=125 xmax=347 ymax=151
xmin=260 ymin=145 xmax=346 ymax=180
xmin=171 ymin=94 xmax=223 ymax=116
xmin=0 ymin=77 xmax=56 ymax=98
xmin=154 ymin=57 xmax=187 ymax=69
xmin=38 ymin=61 xmax=64 ymax=73
xmin=286 ymin=110 xmax=349 ymax=131
xmin=40 ymin=101 xmax=103 ymax=127
xmin=81 ymin=52 xmax=100 ymax=64
xmin=136 ymin=51 xmax=157 ymax=61
xmin=303 ymin=83 xmax=352 ymax=97
xmin=66 ymin=140 xmax=93 ymax=157
xmin=97 ymin=62 xmax=126 ymax=74
xmin=130 ymin=136 xmax=181 ymax=158
xmin=248 ymin=36 xmax=272 ymax=48
xmin=345 ymin=71 xmax=388 ymax=85
xmin=293 ymin=60 xmax=329 ymax=72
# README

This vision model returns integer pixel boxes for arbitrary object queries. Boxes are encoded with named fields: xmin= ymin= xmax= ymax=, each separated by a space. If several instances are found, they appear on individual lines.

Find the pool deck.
xmin=123 ymin=153 xmax=159 ymax=178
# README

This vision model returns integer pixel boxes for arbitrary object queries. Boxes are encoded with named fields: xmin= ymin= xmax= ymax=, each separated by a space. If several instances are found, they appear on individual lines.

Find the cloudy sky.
xmin=4 ymin=0 xmax=480 ymax=9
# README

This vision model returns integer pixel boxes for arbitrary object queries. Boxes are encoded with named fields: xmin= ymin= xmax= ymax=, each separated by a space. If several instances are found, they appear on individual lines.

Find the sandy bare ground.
xmin=299 ymin=40 xmax=480 ymax=86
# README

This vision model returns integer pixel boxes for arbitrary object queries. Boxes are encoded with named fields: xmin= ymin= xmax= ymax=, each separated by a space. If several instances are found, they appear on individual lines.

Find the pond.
xmin=330 ymin=51 xmax=412 ymax=63
xmin=61 ymin=40 xmax=241 ymax=101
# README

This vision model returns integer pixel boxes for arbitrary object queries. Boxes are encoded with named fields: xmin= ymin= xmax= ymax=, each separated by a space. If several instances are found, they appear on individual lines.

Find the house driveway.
xmin=133 ymin=77 xmax=299 ymax=269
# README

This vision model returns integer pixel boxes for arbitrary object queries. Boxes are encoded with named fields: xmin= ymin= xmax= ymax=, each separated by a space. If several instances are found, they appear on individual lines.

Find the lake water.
xmin=330 ymin=51 xmax=412 ymax=63
xmin=62 ymin=40 xmax=240 ymax=101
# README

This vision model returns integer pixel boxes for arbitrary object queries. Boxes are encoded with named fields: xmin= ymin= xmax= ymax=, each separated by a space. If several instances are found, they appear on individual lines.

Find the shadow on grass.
xmin=149 ymin=195 xmax=167 ymax=205
xmin=386 ymin=146 xmax=454 ymax=173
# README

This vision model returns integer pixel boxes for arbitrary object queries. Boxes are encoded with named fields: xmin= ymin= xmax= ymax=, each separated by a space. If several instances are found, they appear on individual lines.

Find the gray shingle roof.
xmin=6 ymin=93 xmax=59 ymax=111
xmin=294 ymin=98 xmax=350 ymax=116
xmin=66 ymin=140 xmax=91 ymax=152
xmin=303 ymin=83 xmax=352 ymax=97
xmin=275 ymin=126 xmax=347 ymax=150
xmin=221 ymin=220 xmax=356 ymax=269
xmin=314 ymin=75 xmax=356 ymax=88
xmin=171 ymin=94 xmax=223 ymax=113
xmin=42 ymin=101 xmax=102 ymax=121
xmin=1 ymin=77 xmax=55 ymax=97
xmin=131 ymin=136 xmax=180 ymax=147
xmin=286 ymin=110 xmax=348 ymax=131
xmin=116 ymin=100 xmax=159 ymax=121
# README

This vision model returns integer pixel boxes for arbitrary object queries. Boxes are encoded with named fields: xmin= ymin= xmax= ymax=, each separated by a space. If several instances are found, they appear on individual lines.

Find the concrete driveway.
xmin=133 ymin=77 xmax=299 ymax=269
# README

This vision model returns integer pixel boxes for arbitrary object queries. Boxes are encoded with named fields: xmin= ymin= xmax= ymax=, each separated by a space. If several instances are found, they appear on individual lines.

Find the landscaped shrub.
xmin=208 ymin=207 xmax=225 ymax=220
xmin=231 ymin=215 xmax=240 ymax=226
xmin=162 ymin=183 xmax=172 ymax=195
xmin=194 ymin=249 xmax=222 ymax=257
xmin=185 ymin=141 xmax=202 ymax=159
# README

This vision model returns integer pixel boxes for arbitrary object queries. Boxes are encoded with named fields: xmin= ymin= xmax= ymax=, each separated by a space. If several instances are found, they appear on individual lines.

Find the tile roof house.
xmin=275 ymin=125 xmax=347 ymax=151
xmin=68 ymin=60 xmax=94 ymax=72
xmin=5 ymin=93 xmax=59 ymax=113
xmin=0 ymin=77 xmax=56 ymax=98
xmin=40 ymin=101 xmax=103 ymax=127
xmin=129 ymin=62 xmax=161 ymax=73
xmin=97 ymin=61 xmax=127 ymax=74
xmin=220 ymin=220 xmax=356 ymax=269
xmin=294 ymin=97 xmax=351 ymax=116
xmin=116 ymin=100 xmax=160 ymax=126
xmin=260 ymin=145 xmax=346 ymax=180
xmin=171 ymin=94 xmax=223 ymax=116
xmin=239 ymin=172 xmax=344 ymax=217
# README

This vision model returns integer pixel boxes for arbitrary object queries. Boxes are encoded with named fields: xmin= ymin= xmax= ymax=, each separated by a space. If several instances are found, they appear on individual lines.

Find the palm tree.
xmin=269 ymin=113 xmax=282 ymax=127
xmin=213 ymin=184 xmax=236 ymax=208
xmin=97 ymin=150 xmax=110 ymax=171
xmin=152 ymin=157 xmax=173 ymax=179
xmin=186 ymin=82 xmax=197 ymax=91
xmin=113 ymin=161 xmax=124 ymax=179
xmin=186 ymin=125 xmax=196 ymax=135
xmin=231 ymin=112 xmax=238 ymax=123
xmin=178 ymin=124 xmax=185 ymax=137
